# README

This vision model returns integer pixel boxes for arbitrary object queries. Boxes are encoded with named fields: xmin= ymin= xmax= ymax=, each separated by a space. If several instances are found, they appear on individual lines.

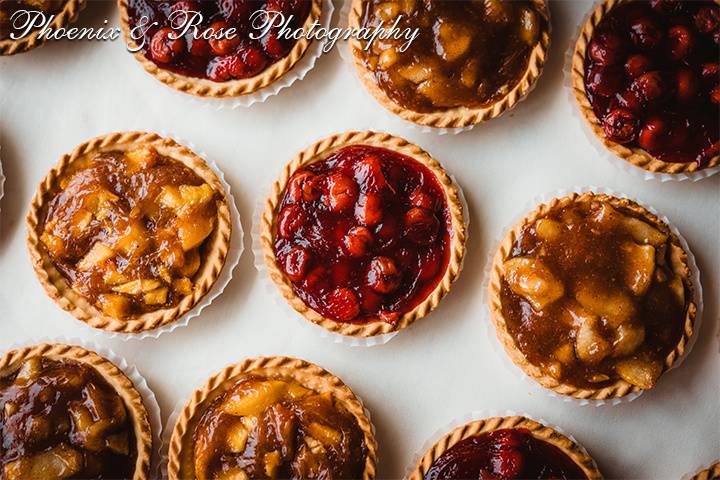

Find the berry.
xmin=277 ymin=205 xmax=306 ymax=239
xmin=219 ymin=0 xmax=252 ymax=23
xmin=667 ymin=25 xmax=694 ymax=60
xmin=674 ymin=69 xmax=698 ymax=103
xmin=490 ymin=449 xmax=525 ymax=479
xmin=355 ymin=193 xmax=383 ymax=226
xmin=649 ymin=0 xmax=683 ymax=14
xmin=261 ymin=31 xmax=288 ymax=60
xmin=150 ymin=27 xmax=185 ymax=63
xmin=325 ymin=288 xmax=360 ymax=322
xmin=409 ymin=187 xmax=438 ymax=211
xmin=236 ymin=44 xmax=268 ymax=78
xmin=629 ymin=17 xmax=663 ymax=50
xmin=353 ymin=154 xmax=388 ymax=192
xmin=207 ymin=21 xmax=241 ymax=56
xmin=624 ymin=54 xmax=652 ymax=79
xmin=638 ymin=116 xmax=668 ymax=152
xmin=366 ymin=256 xmax=401 ymax=294
xmin=611 ymin=89 xmax=644 ymax=113
xmin=287 ymin=171 xmax=319 ymax=203
xmin=169 ymin=0 xmax=200 ymax=29
xmin=187 ymin=35 xmax=211 ymax=57
xmin=585 ymin=65 xmax=624 ymax=97
xmin=404 ymin=207 xmax=439 ymax=244
xmin=378 ymin=310 xmax=400 ymax=325
xmin=343 ymin=226 xmax=373 ymax=257
xmin=282 ymin=246 xmax=310 ymax=282
xmin=711 ymin=84 xmax=720 ymax=104
xmin=700 ymin=62 xmax=719 ymax=82
xmin=694 ymin=6 xmax=720 ymax=35
xmin=206 ymin=54 xmax=242 ymax=81
xmin=603 ymin=108 xmax=640 ymax=144
xmin=631 ymin=71 xmax=666 ymax=103
xmin=588 ymin=31 xmax=627 ymax=66
xmin=324 ymin=173 xmax=358 ymax=213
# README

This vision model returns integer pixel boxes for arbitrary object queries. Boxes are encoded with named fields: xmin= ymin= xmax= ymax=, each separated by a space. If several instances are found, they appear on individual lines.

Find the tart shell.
xmin=258 ymin=130 xmax=467 ymax=338
xmin=166 ymin=355 xmax=378 ymax=480
xmin=487 ymin=191 xmax=697 ymax=400
xmin=117 ymin=0 xmax=323 ymax=98
xmin=348 ymin=0 xmax=551 ymax=129
xmin=688 ymin=462 xmax=720 ymax=480
xmin=0 ymin=0 xmax=86 ymax=56
xmin=26 ymin=131 xmax=232 ymax=334
xmin=407 ymin=415 xmax=602 ymax=480
xmin=570 ymin=0 xmax=720 ymax=175
xmin=0 ymin=342 xmax=153 ymax=480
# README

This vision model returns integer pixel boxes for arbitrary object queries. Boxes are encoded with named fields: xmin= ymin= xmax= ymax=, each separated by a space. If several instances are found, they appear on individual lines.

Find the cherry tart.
xmin=166 ymin=356 xmax=377 ymax=480
xmin=0 ymin=343 xmax=153 ymax=480
xmin=0 ymin=0 xmax=85 ymax=55
xmin=26 ymin=131 xmax=232 ymax=334
xmin=571 ymin=0 xmax=720 ymax=174
xmin=119 ymin=0 xmax=322 ymax=97
xmin=259 ymin=131 xmax=466 ymax=338
xmin=407 ymin=416 xmax=602 ymax=480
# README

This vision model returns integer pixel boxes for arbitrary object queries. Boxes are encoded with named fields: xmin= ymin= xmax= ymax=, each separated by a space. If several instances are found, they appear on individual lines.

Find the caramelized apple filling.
xmin=0 ymin=0 xmax=67 ymax=40
xmin=355 ymin=0 xmax=546 ymax=112
xmin=193 ymin=376 xmax=367 ymax=480
xmin=40 ymin=146 xmax=220 ymax=319
xmin=500 ymin=200 xmax=689 ymax=389
xmin=0 ymin=357 xmax=137 ymax=479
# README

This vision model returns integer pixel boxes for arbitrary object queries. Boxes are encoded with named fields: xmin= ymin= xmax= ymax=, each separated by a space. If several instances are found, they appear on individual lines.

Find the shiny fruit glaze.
xmin=127 ymin=0 xmax=311 ymax=81
xmin=273 ymin=145 xmax=452 ymax=325
xmin=583 ymin=0 xmax=719 ymax=166
xmin=425 ymin=428 xmax=588 ymax=480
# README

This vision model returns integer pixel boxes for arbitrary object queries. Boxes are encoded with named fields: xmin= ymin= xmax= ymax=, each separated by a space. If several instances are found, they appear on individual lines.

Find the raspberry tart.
xmin=26 ymin=131 xmax=232 ymax=334
xmin=0 ymin=343 xmax=152 ymax=479
xmin=571 ymin=0 xmax=720 ymax=175
xmin=119 ymin=0 xmax=322 ymax=97
xmin=348 ymin=0 xmax=550 ymax=128
xmin=0 ymin=0 xmax=85 ymax=55
xmin=258 ymin=131 xmax=466 ymax=338
xmin=166 ymin=356 xmax=377 ymax=479
xmin=408 ymin=415 xmax=601 ymax=480
xmin=488 ymin=192 xmax=696 ymax=400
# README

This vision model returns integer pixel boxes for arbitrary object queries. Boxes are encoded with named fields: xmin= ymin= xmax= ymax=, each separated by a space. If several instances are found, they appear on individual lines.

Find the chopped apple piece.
xmin=620 ymin=242 xmax=655 ymax=296
xmin=112 ymin=279 xmax=161 ymax=295
xmin=399 ymin=0 xmax=415 ymax=15
xmin=612 ymin=322 xmax=645 ymax=357
xmin=307 ymin=422 xmax=341 ymax=446
xmin=518 ymin=6 xmax=539 ymax=45
xmin=304 ymin=436 xmax=325 ymax=454
xmin=379 ymin=48 xmax=399 ymax=69
xmin=180 ymin=184 xmax=214 ymax=208
xmin=115 ymin=222 xmax=146 ymax=256
xmin=103 ymin=268 xmax=129 ymax=286
xmin=286 ymin=383 xmax=311 ymax=399
xmin=41 ymin=232 xmax=65 ymax=257
xmin=263 ymin=451 xmax=282 ymax=478
xmin=157 ymin=265 xmax=173 ymax=284
xmin=535 ymin=218 xmax=563 ymax=241
xmin=16 ymin=357 xmax=41 ymax=382
xmin=225 ymin=421 xmax=249 ymax=453
xmin=575 ymin=282 xmax=635 ymax=326
xmin=397 ymin=62 xmax=434 ymax=84
xmin=3 ymin=444 xmax=83 ymax=480
xmin=178 ymin=216 xmax=214 ymax=251
xmin=106 ymin=432 xmax=130 ymax=455
xmin=434 ymin=21 xmax=473 ymax=62
xmin=97 ymin=294 xmax=131 ymax=318
xmin=144 ymin=287 xmax=168 ymax=305
xmin=621 ymin=216 xmax=668 ymax=246
xmin=73 ymin=210 xmax=93 ymax=231
xmin=615 ymin=357 xmax=662 ymax=389
xmin=4 ymin=401 xmax=17 ymax=417
xmin=503 ymin=257 xmax=565 ymax=311
xmin=554 ymin=342 xmax=576 ymax=365
xmin=589 ymin=202 xmax=620 ymax=230
xmin=563 ymin=301 xmax=596 ymax=328
xmin=214 ymin=467 xmax=249 ymax=480
xmin=125 ymin=146 xmax=157 ymax=170
xmin=159 ymin=186 xmax=184 ymax=210
xmin=460 ymin=59 xmax=479 ymax=89
xmin=667 ymin=275 xmax=685 ymax=305
xmin=77 ymin=243 xmax=114 ymax=271
xmin=588 ymin=373 xmax=610 ymax=383
xmin=483 ymin=0 xmax=511 ymax=23
xmin=221 ymin=380 xmax=289 ymax=417
xmin=575 ymin=317 xmax=612 ymax=364
xmin=376 ymin=2 xmax=400 ymax=22
xmin=174 ymin=277 xmax=194 ymax=296
xmin=546 ymin=361 xmax=562 ymax=379
xmin=417 ymin=77 xmax=462 ymax=107
xmin=181 ymin=249 xmax=201 ymax=277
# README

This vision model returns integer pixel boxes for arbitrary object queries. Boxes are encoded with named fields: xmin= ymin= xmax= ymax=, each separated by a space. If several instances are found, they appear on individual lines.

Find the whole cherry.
xmin=638 ymin=116 xmax=669 ymax=152
xmin=631 ymin=71 xmax=666 ymax=103
xmin=603 ymin=108 xmax=640 ymax=144
xmin=366 ymin=256 xmax=401 ymax=294
xmin=325 ymin=287 xmax=360 ymax=322
xmin=169 ymin=0 xmax=200 ymax=29
xmin=649 ymin=0 xmax=684 ymax=14
xmin=629 ymin=17 xmax=663 ymax=50
xmin=674 ymin=69 xmax=699 ymax=103
xmin=355 ymin=193 xmax=383 ymax=226
xmin=490 ymin=448 xmax=525 ymax=479
xmin=611 ymin=89 xmax=644 ymax=112
xmin=261 ymin=30 xmax=288 ymax=60
xmin=711 ymin=84 xmax=720 ymax=104
xmin=694 ymin=6 xmax=720 ymax=35
xmin=282 ymin=245 xmax=311 ymax=282
xmin=409 ymin=187 xmax=438 ymax=211
xmin=236 ymin=44 xmax=268 ymax=78
xmin=588 ymin=31 xmax=627 ymax=66
xmin=343 ymin=226 xmax=373 ymax=257
xmin=404 ymin=207 xmax=439 ymax=244
xmin=219 ymin=0 xmax=251 ymax=23
xmin=303 ymin=266 xmax=328 ymax=291
xmin=667 ymin=25 xmax=695 ymax=60
xmin=206 ymin=54 xmax=241 ymax=81
xmin=207 ymin=21 xmax=241 ymax=56
xmin=585 ymin=65 xmax=624 ymax=98
xmin=277 ymin=204 xmax=306 ymax=239
xmin=700 ymin=62 xmax=719 ymax=82
xmin=187 ymin=34 xmax=211 ymax=57
xmin=324 ymin=173 xmax=358 ymax=213
xmin=150 ymin=27 xmax=185 ymax=63
xmin=378 ymin=310 xmax=400 ymax=325
xmin=287 ymin=171 xmax=320 ymax=203
xmin=624 ymin=54 xmax=652 ymax=79
xmin=353 ymin=154 xmax=388 ymax=192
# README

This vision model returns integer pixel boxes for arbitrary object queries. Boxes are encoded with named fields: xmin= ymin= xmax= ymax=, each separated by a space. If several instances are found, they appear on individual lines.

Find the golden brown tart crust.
xmin=26 ymin=131 xmax=232 ymax=334
xmin=407 ymin=415 xmax=601 ymax=480
xmin=0 ymin=0 xmax=85 ymax=56
xmin=689 ymin=462 xmax=720 ymax=480
xmin=117 ymin=0 xmax=323 ymax=98
xmin=570 ymin=0 xmax=720 ymax=175
xmin=258 ymin=130 xmax=466 ymax=338
xmin=0 ymin=343 xmax=153 ymax=479
xmin=487 ymin=192 xmax=696 ymax=400
xmin=167 ymin=356 xmax=377 ymax=480
xmin=348 ymin=0 xmax=551 ymax=129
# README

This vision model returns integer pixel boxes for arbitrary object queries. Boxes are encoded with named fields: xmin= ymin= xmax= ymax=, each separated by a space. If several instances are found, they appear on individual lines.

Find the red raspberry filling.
xmin=273 ymin=145 xmax=452 ymax=325
xmin=583 ymin=0 xmax=719 ymax=166
xmin=128 ymin=0 xmax=311 ymax=81
xmin=426 ymin=428 xmax=589 ymax=480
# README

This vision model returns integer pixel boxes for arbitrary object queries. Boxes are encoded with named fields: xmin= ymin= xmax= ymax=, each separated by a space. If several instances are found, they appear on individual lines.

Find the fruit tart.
xmin=488 ymin=192 xmax=696 ymax=400
xmin=571 ymin=0 xmax=720 ymax=175
xmin=0 ymin=343 xmax=152 ymax=479
xmin=688 ymin=462 xmax=720 ymax=480
xmin=27 ymin=131 xmax=232 ymax=334
xmin=166 ymin=356 xmax=377 ymax=479
xmin=349 ymin=0 xmax=550 ymax=128
xmin=119 ymin=0 xmax=322 ymax=97
xmin=258 ymin=131 xmax=466 ymax=338
xmin=408 ymin=415 xmax=601 ymax=480
xmin=0 ymin=0 xmax=85 ymax=55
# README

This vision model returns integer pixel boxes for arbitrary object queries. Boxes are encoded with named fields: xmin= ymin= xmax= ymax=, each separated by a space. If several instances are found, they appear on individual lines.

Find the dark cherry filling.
xmin=425 ymin=428 xmax=588 ymax=480
xmin=583 ymin=0 xmax=719 ymax=166
xmin=273 ymin=145 xmax=452 ymax=325
xmin=127 ymin=0 xmax=311 ymax=81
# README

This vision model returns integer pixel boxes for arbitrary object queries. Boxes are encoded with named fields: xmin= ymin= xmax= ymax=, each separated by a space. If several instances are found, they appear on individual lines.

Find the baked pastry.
xmin=118 ymin=0 xmax=322 ymax=97
xmin=26 ymin=131 xmax=232 ymax=334
xmin=570 ymin=0 xmax=720 ymax=174
xmin=488 ymin=192 xmax=696 ymax=400
xmin=408 ymin=415 xmax=601 ymax=480
xmin=688 ymin=462 xmax=720 ymax=480
xmin=166 ymin=356 xmax=377 ymax=479
xmin=258 ymin=131 xmax=466 ymax=337
xmin=349 ymin=0 xmax=550 ymax=128
xmin=0 ymin=343 xmax=152 ymax=479
xmin=0 ymin=0 xmax=85 ymax=55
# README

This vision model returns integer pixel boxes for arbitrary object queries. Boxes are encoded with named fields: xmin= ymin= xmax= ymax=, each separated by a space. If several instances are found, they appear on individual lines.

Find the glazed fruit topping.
xmin=193 ymin=375 xmax=367 ymax=480
xmin=273 ymin=145 xmax=451 ymax=325
xmin=127 ymin=0 xmax=311 ymax=81
xmin=0 ymin=357 xmax=137 ymax=479
xmin=425 ymin=428 xmax=588 ymax=480
xmin=40 ymin=146 xmax=220 ymax=319
xmin=500 ymin=200 xmax=688 ymax=390
xmin=583 ymin=1 xmax=719 ymax=165
xmin=356 ymin=0 xmax=546 ymax=112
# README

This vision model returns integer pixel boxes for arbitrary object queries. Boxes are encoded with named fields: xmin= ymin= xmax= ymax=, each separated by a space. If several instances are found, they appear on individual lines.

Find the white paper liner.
xmin=2 ymin=337 xmax=163 ymax=478
xmin=250 ymin=134 xmax=469 ymax=347
xmin=480 ymin=186 xmax=704 ymax=407
xmin=681 ymin=461 xmax=720 ymax=480
xmin=89 ymin=132 xmax=244 ymax=341
xmin=0 ymin=146 xmax=5 ymax=219
xmin=563 ymin=1 xmax=720 ymax=182
xmin=158 ymin=359 xmax=378 ymax=479
xmin=336 ymin=0 xmax=551 ymax=136
xmin=404 ymin=409 xmax=601 ymax=479
xmin=135 ymin=0 xmax=334 ymax=110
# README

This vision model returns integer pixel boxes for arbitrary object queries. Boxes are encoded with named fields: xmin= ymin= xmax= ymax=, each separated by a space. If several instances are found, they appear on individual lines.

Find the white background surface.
xmin=1 ymin=1 xmax=719 ymax=478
